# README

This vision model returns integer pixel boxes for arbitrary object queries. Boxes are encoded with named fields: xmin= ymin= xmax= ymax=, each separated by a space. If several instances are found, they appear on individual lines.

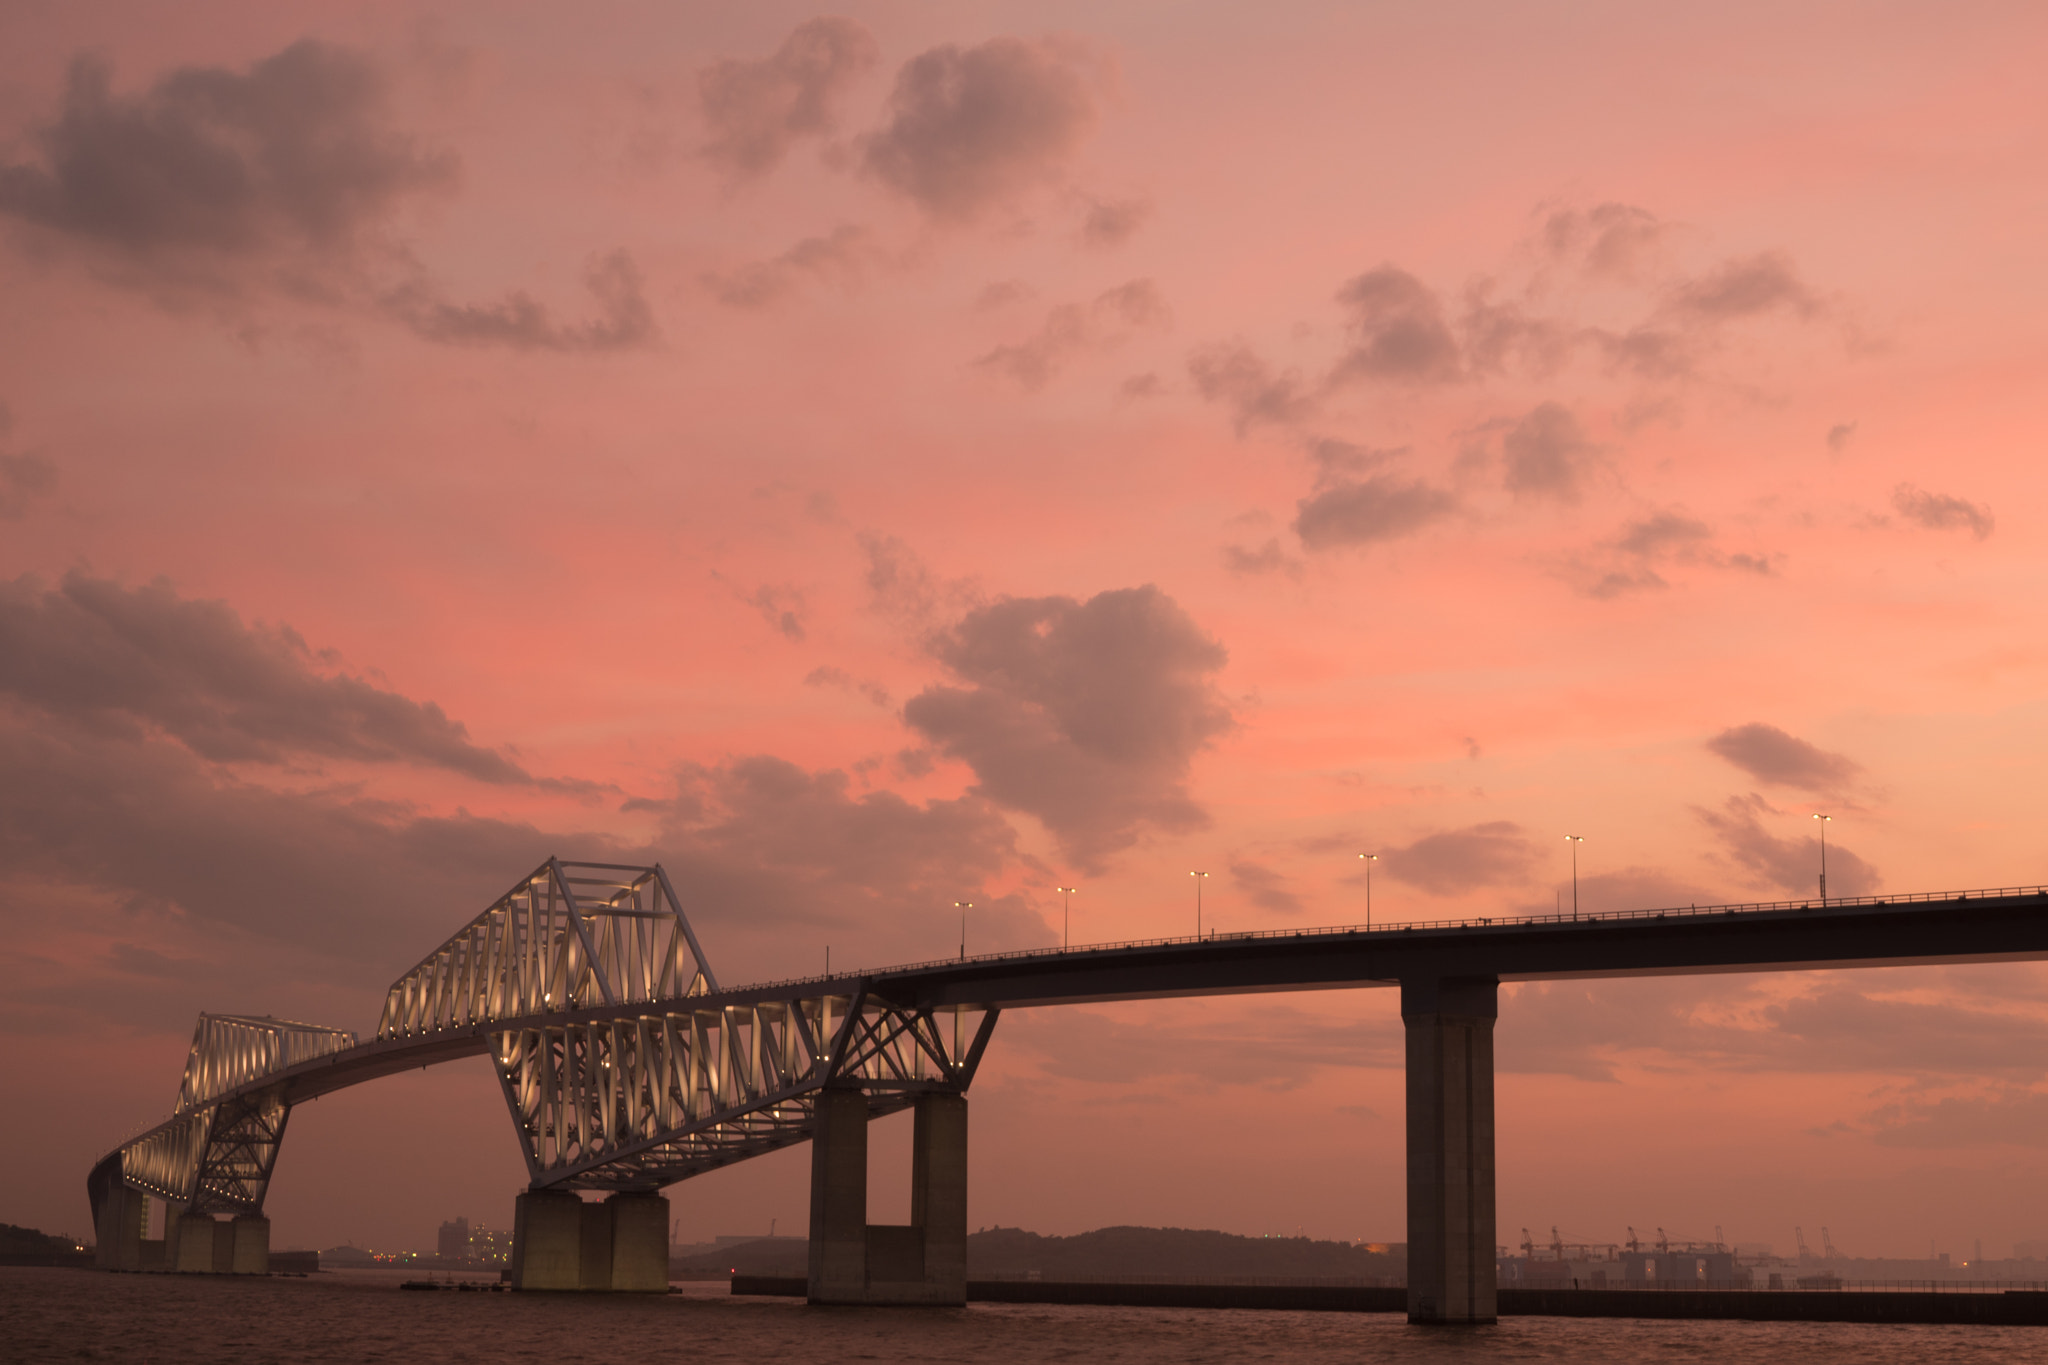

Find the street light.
xmin=1813 ymin=814 xmax=1832 ymax=905
xmin=1564 ymin=836 xmax=1584 ymax=920
xmin=1056 ymin=886 xmax=1078 ymax=949
xmin=1190 ymin=871 xmax=1209 ymax=937
xmin=1359 ymin=853 xmax=1378 ymax=930
xmin=954 ymin=901 xmax=973 ymax=960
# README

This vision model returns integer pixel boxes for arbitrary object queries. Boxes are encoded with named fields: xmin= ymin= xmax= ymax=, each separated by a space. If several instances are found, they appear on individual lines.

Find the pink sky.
xmin=4 ymin=1 xmax=2047 ymax=1259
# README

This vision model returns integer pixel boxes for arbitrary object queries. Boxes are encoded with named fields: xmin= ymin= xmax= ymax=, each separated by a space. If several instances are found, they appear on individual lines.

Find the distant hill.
xmin=0 ymin=1223 xmax=91 ymax=1267
xmin=672 ymin=1225 xmax=1403 ymax=1282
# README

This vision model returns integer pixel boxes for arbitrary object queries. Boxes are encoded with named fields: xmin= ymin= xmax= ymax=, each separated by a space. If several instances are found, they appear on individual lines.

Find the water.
xmin=5 ymin=1267 xmax=2043 ymax=1364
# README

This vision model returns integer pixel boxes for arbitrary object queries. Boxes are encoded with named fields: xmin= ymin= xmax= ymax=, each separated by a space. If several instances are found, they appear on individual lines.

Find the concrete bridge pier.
xmin=808 ymin=1088 xmax=968 ymax=1306
xmin=1402 ymin=974 xmax=1498 ymax=1326
xmin=92 ymin=1182 xmax=146 ymax=1270
xmin=511 ymin=1190 xmax=670 ymax=1290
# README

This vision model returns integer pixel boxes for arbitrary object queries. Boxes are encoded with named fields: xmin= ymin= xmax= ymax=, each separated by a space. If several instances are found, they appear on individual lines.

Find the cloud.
xmin=1501 ymin=402 xmax=1598 ymax=501
xmin=1293 ymin=475 xmax=1456 ymax=551
xmin=858 ymin=530 xmax=948 ymax=630
xmin=861 ymin=37 xmax=1096 ymax=220
xmin=1078 ymin=195 xmax=1149 ymax=247
xmin=385 ymin=249 xmax=657 ymax=351
xmin=703 ymin=224 xmax=874 ymax=308
xmin=1228 ymin=857 xmax=1302 ymax=914
xmin=1187 ymin=344 xmax=1315 ymax=434
xmin=1536 ymin=202 xmax=1670 ymax=280
xmin=1329 ymin=266 xmax=1462 ymax=385
xmin=1706 ymin=723 xmax=1861 ymax=794
xmin=1667 ymin=251 xmax=1820 ymax=322
xmin=1695 ymin=794 xmax=1878 ymax=898
xmin=1827 ymin=422 xmax=1856 ymax=453
xmin=697 ymin=17 xmax=880 ymax=181
xmin=903 ymin=586 xmax=1231 ymax=871
xmin=0 ymin=451 xmax=56 ymax=517
xmin=0 ymin=42 xmax=455 ymax=277
xmin=976 ymin=279 xmax=1167 ymax=389
xmin=1580 ymin=510 xmax=1773 ymax=599
xmin=0 ymin=571 xmax=530 ymax=782
xmin=1892 ymin=484 xmax=1994 ymax=540
xmin=1221 ymin=538 xmax=1302 ymax=579
xmin=1869 ymin=1088 xmax=2048 ymax=1149
xmin=1381 ymin=821 xmax=1543 ymax=896
xmin=804 ymin=665 xmax=891 ymax=708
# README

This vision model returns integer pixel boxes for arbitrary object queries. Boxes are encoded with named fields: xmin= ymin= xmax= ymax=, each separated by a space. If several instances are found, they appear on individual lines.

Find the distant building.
xmin=438 ymin=1218 xmax=470 ymax=1260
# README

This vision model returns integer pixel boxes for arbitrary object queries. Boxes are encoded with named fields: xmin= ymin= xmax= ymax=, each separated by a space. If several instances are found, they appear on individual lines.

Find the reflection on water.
xmin=4 ymin=1267 xmax=2041 ymax=1365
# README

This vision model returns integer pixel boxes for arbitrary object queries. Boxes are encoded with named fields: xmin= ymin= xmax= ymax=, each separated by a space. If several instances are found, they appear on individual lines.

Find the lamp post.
xmin=1359 ymin=853 xmax=1378 ymax=930
xmin=1564 ymin=836 xmax=1584 ymax=920
xmin=1813 ymin=814 xmax=1832 ymax=905
xmin=954 ymin=901 xmax=973 ymax=960
xmin=1190 ymin=871 xmax=1209 ymax=937
xmin=1056 ymin=886 xmax=1077 ymax=949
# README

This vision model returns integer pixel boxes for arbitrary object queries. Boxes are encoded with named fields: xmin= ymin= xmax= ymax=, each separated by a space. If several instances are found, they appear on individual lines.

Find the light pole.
xmin=955 ymin=901 xmax=973 ymax=960
xmin=1564 ymin=836 xmax=1584 ymax=920
xmin=1056 ymin=886 xmax=1077 ymax=949
xmin=1359 ymin=853 xmax=1378 ymax=930
xmin=1190 ymin=871 xmax=1209 ymax=937
xmin=1813 ymin=814 xmax=1831 ymax=905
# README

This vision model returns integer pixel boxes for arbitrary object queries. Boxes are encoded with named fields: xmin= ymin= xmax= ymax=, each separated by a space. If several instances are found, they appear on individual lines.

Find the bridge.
xmin=86 ymin=857 xmax=2048 ymax=1323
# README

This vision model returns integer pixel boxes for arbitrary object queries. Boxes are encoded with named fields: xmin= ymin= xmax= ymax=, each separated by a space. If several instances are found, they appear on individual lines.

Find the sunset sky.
xmin=4 ymin=1 xmax=2047 ymax=1260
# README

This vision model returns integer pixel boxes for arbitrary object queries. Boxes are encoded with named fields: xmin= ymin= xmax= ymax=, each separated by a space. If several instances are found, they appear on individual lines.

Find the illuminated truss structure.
xmin=98 ymin=859 xmax=999 ymax=1219
xmin=119 ymin=1015 xmax=356 ymax=1213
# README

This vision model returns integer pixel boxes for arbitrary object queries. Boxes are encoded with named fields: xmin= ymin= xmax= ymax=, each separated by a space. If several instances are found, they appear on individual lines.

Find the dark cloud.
xmin=804 ymin=664 xmax=892 ymax=708
xmin=703 ymin=224 xmax=873 ymax=308
xmin=0 ymin=451 xmax=56 ymax=517
xmin=1668 ymin=251 xmax=1819 ymax=322
xmin=1293 ymin=475 xmax=1456 ymax=551
xmin=903 ymin=586 xmax=1231 ymax=871
xmin=858 ymin=530 xmax=945 ymax=629
xmin=1458 ymin=289 xmax=1575 ymax=377
xmin=1583 ymin=511 xmax=1773 ymax=599
xmin=0 ymin=571 xmax=529 ymax=782
xmin=1078 ymin=195 xmax=1150 ymax=247
xmin=698 ymin=18 xmax=880 ymax=181
xmin=1706 ymin=723 xmax=1861 ymax=794
xmin=1695 ymin=794 xmax=1878 ymax=899
xmin=1307 ymin=438 xmax=1397 ymax=480
xmin=1118 ymin=371 xmax=1164 ymax=399
xmin=1221 ymin=538 xmax=1302 ymax=579
xmin=1329 ymin=266 xmax=1462 ymax=385
xmin=1381 ymin=821 xmax=1543 ymax=896
xmin=1228 ymin=858 xmax=1302 ymax=915
xmin=861 ymin=37 xmax=1096 ymax=220
xmin=1827 ymin=422 xmax=1856 ymax=453
xmin=0 ymin=42 xmax=454 ymax=272
xmin=1501 ymin=402 xmax=1598 ymax=501
xmin=1869 ymin=1088 xmax=2048 ymax=1149
xmin=1893 ymin=484 xmax=1994 ymax=540
xmin=385 ymin=250 xmax=657 ymax=351
xmin=976 ymin=279 xmax=1167 ymax=389
xmin=1536 ymin=202 xmax=1669 ymax=280
xmin=1186 ymin=344 xmax=1314 ymax=434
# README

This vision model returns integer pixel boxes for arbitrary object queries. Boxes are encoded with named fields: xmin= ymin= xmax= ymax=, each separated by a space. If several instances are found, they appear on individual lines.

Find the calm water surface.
xmin=5 ymin=1267 xmax=2043 ymax=1364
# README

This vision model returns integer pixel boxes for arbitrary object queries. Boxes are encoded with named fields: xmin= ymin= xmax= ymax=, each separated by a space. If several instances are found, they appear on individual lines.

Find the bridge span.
xmin=87 ymin=858 xmax=2048 ymax=1323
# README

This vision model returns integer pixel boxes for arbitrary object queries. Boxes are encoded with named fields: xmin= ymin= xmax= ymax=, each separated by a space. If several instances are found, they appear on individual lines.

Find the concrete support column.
xmin=510 ymin=1190 xmax=585 ymax=1290
xmin=606 ymin=1193 xmax=670 ymax=1292
xmin=230 ymin=1216 xmax=270 ymax=1274
xmin=1402 ymin=975 xmax=1498 ymax=1325
xmin=93 ymin=1183 xmax=145 ymax=1271
xmin=159 ymin=1202 xmax=183 ymax=1271
xmin=908 ymin=1093 xmax=968 ymax=1305
xmin=577 ymin=1201 xmax=614 ymax=1290
xmin=806 ymin=1088 xmax=970 ymax=1307
xmin=173 ymin=1212 xmax=220 ymax=1274
xmin=807 ymin=1087 xmax=870 ymax=1304
xmin=210 ymin=1219 xmax=235 ymax=1273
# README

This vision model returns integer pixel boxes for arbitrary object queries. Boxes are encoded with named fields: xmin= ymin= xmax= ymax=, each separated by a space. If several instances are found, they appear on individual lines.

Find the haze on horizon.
xmin=2 ymin=0 xmax=2045 ymax=1263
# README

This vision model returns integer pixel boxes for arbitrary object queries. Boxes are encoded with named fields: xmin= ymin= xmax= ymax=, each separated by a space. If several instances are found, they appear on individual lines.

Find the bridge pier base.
xmin=1402 ymin=975 xmax=1498 ymax=1326
xmin=93 ymin=1182 xmax=145 ymax=1270
xmin=172 ymin=1212 xmax=221 ymax=1273
xmin=231 ymin=1216 xmax=271 ymax=1273
xmin=807 ymin=1089 xmax=968 ymax=1306
xmin=511 ymin=1190 xmax=670 ymax=1291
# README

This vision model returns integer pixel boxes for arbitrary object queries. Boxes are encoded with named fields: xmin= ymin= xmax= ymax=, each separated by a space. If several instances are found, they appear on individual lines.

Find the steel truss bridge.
xmin=88 ymin=859 xmax=2048 ymax=1321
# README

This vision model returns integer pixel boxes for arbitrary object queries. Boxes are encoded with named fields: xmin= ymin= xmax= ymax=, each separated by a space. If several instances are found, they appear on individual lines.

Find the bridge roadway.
xmin=92 ymin=882 xmax=2048 ymax=1322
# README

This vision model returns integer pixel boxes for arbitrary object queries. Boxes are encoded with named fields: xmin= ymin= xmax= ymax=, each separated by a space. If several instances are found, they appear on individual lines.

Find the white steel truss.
xmin=120 ymin=1013 xmax=354 ymax=1213
xmin=493 ymin=988 xmax=1000 ymax=1190
xmin=376 ymin=860 xmax=716 ymax=1039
